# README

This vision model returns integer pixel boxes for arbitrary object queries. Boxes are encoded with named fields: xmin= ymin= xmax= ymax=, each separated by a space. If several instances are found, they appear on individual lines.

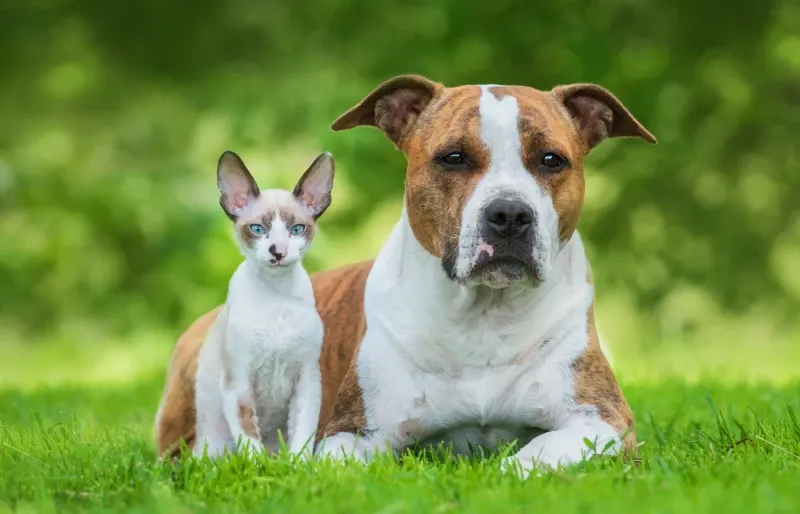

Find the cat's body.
xmin=188 ymin=152 xmax=335 ymax=458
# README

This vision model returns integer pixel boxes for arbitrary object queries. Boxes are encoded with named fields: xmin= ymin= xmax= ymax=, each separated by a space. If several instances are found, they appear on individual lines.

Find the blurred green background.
xmin=1 ymin=0 xmax=799 ymax=389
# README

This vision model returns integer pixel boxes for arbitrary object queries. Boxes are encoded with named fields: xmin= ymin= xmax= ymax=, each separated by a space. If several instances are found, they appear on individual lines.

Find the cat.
xmin=192 ymin=150 xmax=334 ymax=459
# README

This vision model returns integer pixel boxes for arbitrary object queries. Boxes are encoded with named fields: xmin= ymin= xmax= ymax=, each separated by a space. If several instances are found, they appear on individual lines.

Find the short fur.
xmin=188 ymin=151 xmax=334 ymax=458
xmin=155 ymin=75 xmax=655 ymax=477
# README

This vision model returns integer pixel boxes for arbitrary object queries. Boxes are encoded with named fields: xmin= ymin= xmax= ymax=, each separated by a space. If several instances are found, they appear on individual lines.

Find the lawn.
xmin=1 ymin=354 xmax=800 ymax=513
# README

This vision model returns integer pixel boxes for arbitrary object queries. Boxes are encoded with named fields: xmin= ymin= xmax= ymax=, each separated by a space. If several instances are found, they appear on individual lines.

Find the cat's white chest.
xmin=224 ymin=262 xmax=323 ymax=449
xmin=226 ymin=263 xmax=322 ymax=355
xmin=229 ymin=299 xmax=322 ymax=355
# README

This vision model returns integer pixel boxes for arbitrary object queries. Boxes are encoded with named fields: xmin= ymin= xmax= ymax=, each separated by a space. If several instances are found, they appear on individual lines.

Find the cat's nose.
xmin=268 ymin=243 xmax=286 ymax=261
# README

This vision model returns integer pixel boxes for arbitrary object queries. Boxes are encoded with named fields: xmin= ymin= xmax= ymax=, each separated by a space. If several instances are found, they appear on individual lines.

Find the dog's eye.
xmin=540 ymin=152 xmax=567 ymax=171
xmin=249 ymin=224 xmax=265 ymax=235
xmin=439 ymin=152 xmax=467 ymax=168
xmin=290 ymin=224 xmax=306 ymax=236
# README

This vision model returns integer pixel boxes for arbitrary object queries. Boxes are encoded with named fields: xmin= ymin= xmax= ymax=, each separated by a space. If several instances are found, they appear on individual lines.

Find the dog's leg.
xmin=314 ymin=432 xmax=393 ymax=463
xmin=287 ymin=362 xmax=322 ymax=458
xmin=502 ymin=416 xmax=621 ymax=477
xmin=221 ymin=376 xmax=264 ymax=455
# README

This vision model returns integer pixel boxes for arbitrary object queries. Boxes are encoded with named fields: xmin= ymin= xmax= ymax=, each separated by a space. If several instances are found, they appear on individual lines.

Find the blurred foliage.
xmin=1 ymin=0 xmax=799 ymax=352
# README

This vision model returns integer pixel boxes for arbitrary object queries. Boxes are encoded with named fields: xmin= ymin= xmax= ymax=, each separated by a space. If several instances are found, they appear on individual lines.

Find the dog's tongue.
xmin=472 ymin=242 xmax=495 ymax=265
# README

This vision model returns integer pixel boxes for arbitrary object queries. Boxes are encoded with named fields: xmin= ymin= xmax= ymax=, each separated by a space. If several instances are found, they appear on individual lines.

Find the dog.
xmin=154 ymin=74 xmax=655 ymax=476
xmin=188 ymin=151 xmax=333 ymax=459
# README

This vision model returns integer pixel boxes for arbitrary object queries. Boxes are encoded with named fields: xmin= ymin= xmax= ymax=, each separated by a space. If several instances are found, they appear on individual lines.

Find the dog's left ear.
xmin=293 ymin=152 xmax=335 ymax=219
xmin=551 ymin=84 xmax=657 ymax=151
xmin=331 ymin=74 xmax=443 ymax=147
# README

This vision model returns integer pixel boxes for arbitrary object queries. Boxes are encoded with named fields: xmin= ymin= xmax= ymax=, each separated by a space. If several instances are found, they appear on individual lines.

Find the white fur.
xmin=453 ymin=86 xmax=561 ymax=286
xmin=194 ymin=192 xmax=323 ymax=459
xmin=316 ymin=87 xmax=621 ymax=476
xmin=235 ymin=190 xmax=311 ymax=267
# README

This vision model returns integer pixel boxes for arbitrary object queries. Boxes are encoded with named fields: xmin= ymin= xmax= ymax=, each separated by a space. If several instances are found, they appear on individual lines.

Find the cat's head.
xmin=216 ymin=151 xmax=335 ymax=269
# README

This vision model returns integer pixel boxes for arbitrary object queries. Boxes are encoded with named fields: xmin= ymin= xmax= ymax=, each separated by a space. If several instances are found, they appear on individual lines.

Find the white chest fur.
xmin=194 ymin=260 xmax=323 ymax=457
xmin=331 ymin=211 xmax=618 ymax=467
xmin=225 ymin=261 xmax=322 ymax=361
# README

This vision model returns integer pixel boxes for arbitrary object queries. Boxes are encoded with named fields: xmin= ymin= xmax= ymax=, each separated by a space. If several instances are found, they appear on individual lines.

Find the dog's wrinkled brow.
xmin=431 ymin=137 xmax=472 ymax=156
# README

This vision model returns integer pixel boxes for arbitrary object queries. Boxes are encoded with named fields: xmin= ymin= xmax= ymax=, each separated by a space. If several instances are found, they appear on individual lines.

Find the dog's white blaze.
xmin=454 ymin=86 xmax=560 ymax=282
xmin=317 ymin=205 xmax=621 ymax=475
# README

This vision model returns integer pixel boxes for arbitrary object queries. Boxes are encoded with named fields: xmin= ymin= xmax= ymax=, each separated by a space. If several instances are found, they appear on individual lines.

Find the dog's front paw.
xmin=314 ymin=433 xmax=368 ymax=463
xmin=500 ymin=455 xmax=552 ymax=479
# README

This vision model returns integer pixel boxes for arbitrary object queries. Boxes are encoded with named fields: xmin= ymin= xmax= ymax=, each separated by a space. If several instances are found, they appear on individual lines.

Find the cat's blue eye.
xmin=290 ymin=224 xmax=306 ymax=236
xmin=249 ymin=224 xmax=265 ymax=235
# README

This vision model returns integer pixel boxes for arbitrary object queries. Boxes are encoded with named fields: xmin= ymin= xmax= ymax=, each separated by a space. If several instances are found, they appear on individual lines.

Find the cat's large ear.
xmin=217 ymin=151 xmax=260 ymax=220
xmin=293 ymin=152 xmax=335 ymax=219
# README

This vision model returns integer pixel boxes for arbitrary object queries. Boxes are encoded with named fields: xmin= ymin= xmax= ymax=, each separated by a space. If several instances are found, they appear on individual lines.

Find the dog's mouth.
xmin=469 ymin=256 xmax=533 ymax=288
xmin=440 ymin=242 xmax=544 ymax=288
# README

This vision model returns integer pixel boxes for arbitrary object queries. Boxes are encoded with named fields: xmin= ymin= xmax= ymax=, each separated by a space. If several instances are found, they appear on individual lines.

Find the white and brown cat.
xmin=186 ymin=150 xmax=334 ymax=459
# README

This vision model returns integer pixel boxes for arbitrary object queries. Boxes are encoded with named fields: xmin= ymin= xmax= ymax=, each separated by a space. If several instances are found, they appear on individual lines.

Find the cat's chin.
xmin=260 ymin=259 xmax=298 ymax=272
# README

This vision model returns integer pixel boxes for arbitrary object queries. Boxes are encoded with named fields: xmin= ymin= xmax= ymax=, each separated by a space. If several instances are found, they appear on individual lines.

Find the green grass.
xmin=2 ymin=373 xmax=800 ymax=513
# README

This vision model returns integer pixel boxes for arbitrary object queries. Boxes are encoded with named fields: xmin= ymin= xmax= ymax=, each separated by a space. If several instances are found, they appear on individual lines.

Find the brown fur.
xmin=237 ymin=403 xmax=260 ymax=440
xmin=233 ymin=200 xmax=319 ymax=250
xmin=154 ymin=262 xmax=372 ymax=458
xmin=327 ymin=76 xmax=652 ymax=446
xmin=574 ymin=304 xmax=637 ymax=455
xmin=552 ymin=83 xmax=657 ymax=150
xmin=277 ymin=205 xmax=317 ymax=245
xmin=155 ymin=306 xmax=221 ymax=458
xmin=332 ymin=79 xmax=654 ymax=263
xmin=575 ymin=270 xmax=637 ymax=455
xmin=404 ymin=86 xmax=488 ymax=258
xmin=156 ymin=75 xmax=655 ymax=458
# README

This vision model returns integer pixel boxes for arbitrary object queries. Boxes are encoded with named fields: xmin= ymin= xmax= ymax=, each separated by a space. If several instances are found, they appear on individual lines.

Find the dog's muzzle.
xmin=471 ymin=198 xmax=539 ymax=286
xmin=484 ymin=199 xmax=535 ymax=240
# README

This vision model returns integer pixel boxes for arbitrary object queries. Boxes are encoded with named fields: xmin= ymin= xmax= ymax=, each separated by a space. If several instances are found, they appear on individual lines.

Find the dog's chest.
xmin=361 ymin=302 xmax=585 ymax=454
xmin=382 ymin=361 xmax=566 ymax=455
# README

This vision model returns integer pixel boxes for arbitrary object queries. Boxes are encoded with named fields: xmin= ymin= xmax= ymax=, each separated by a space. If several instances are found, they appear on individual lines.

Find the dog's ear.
xmin=331 ymin=75 xmax=442 ymax=146
xmin=551 ymin=83 xmax=657 ymax=151
xmin=217 ymin=151 xmax=260 ymax=221
xmin=293 ymin=152 xmax=335 ymax=219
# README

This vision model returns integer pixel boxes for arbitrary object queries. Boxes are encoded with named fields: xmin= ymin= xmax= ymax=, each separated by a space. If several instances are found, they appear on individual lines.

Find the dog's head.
xmin=332 ymin=75 xmax=655 ymax=288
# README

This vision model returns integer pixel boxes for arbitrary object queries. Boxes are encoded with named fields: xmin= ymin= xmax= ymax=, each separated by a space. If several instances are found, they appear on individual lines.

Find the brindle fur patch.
xmin=404 ymin=86 xmax=488 ymax=258
xmin=314 ymin=262 xmax=372 ymax=439
xmin=573 ymin=302 xmax=637 ymax=455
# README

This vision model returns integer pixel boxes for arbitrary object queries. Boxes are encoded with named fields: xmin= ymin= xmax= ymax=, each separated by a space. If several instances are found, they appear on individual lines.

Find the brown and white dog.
xmin=155 ymin=74 xmax=656 ymax=476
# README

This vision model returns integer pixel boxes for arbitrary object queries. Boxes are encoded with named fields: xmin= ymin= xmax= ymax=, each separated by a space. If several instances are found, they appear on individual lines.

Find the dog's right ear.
xmin=331 ymin=75 xmax=442 ymax=146
xmin=217 ymin=151 xmax=260 ymax=221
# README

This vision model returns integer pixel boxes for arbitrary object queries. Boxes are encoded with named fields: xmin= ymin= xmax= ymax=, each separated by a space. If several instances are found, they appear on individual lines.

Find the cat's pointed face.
xmin=232 ymin=189 xmax=317 ymax=267
xmin=216 ymin=151 xmax=335 ymax=269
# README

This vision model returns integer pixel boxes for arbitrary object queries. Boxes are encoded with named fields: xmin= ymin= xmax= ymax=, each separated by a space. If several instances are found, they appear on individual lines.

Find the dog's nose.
xmin=268 ymin=244 xmax=285 ymax=261
xmin=484 ymin=199 xmax=534 ymax=239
